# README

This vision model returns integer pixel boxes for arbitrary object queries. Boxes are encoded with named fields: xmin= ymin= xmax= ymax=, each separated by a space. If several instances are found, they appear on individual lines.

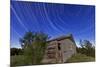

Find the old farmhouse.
xmin=42 ymin=34 xmax=76 ymax=64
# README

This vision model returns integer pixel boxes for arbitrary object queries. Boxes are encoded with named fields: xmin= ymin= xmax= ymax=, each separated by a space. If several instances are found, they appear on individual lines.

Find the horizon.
xmin=10 ymin=1 xmax=95 ymax=48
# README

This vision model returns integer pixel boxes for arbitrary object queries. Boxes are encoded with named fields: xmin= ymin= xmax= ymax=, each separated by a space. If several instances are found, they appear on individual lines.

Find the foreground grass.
xmin=66 ymin=53 xmax=95 ymax=63
xmin=11 ymin=55 xmax=33 ymax=66
xmin=11 ymin=53 xmax=95 ymax=66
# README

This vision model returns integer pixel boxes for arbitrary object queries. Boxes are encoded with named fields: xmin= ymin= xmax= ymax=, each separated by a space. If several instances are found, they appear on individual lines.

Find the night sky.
xmin=10 ymin=1 xmax=95 ymax=48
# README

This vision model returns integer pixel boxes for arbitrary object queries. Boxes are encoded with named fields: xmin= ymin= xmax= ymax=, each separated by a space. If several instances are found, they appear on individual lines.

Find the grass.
xmin=11 ymin=53 xmax=95 ymax=66
xmin=66 ymin=53 xmax=95 ymax=63
xmin=11 ymin=55 xmax=33 ymax=66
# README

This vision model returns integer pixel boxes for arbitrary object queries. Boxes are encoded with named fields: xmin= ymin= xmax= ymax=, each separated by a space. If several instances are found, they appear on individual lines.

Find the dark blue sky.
xmin=10 ymin=1 xmax=95 ymax=48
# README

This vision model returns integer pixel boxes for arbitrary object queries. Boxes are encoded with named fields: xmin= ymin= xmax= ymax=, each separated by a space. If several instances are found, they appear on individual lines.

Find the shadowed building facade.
xmin=42 ymin=34 xmax=76 ymax=63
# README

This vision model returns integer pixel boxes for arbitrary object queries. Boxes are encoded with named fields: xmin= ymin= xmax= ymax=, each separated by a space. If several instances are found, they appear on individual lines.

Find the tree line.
xmin=76 ymin=40 xmax=95 ymax=57
xmin=10 ymin=48 xmax=23 ymax=56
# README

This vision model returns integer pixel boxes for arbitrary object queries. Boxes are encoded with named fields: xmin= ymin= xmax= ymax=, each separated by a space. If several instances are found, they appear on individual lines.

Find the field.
xmin=11 ymin=53 xmax=95 ymax=66
xmin=66 ymin=53 xmax=95 ymax=63
xmin=11 ymin=55 xmax=33 ymax=66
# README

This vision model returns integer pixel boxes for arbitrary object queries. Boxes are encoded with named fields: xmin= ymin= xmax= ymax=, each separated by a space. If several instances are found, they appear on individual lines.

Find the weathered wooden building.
xmin=42 ymin=34 xmax=76 ymax=64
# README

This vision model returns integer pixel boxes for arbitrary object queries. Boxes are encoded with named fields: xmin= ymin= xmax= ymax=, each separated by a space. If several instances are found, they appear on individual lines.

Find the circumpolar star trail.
xmin=10 ymin=1 xmax=95 ymax=48
xmin=11 ymin=5 xmax=28 ymax=31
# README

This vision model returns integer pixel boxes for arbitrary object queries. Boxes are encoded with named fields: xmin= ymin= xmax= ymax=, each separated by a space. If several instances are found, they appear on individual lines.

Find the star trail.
xmin=10 ymin=1 xmax=95 ymax=48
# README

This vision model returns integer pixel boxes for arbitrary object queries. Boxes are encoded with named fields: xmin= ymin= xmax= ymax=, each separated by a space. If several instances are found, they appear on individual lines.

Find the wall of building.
xmin=41 ymin=38 xmax=76 ymax=63
xmin=59 ymin=39 xmax=76 ymax=62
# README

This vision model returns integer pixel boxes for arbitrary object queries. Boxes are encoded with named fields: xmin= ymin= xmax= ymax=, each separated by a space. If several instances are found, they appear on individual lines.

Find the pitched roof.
xmin=47 ymin=34 xmax=73 ymax=41
xmin=47 ymin=34 xmax=76 ymax=45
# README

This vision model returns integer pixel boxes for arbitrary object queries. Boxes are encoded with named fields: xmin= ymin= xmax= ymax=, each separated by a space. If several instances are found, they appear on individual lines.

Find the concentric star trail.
xmin=11 ymin=5 xmax=28 ymax=31
xmin=10 ymin=1 xmax=95 ymax=48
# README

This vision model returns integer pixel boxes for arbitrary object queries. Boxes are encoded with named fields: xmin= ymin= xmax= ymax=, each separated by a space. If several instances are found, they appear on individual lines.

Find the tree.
xmin=10 ymin=48 xmax=23 ymax=56
xmin=83 ymin=40 xmax=92 ymax=49
xmin=32 ymin=32 xmax=49 ymax=64
xmin=77 ymin=40 xmax=95 ymax=57
xmin=19 ymin=31 xmax=49 ymax=64
xmin=20 ymin=31 xmax=34 ymax=49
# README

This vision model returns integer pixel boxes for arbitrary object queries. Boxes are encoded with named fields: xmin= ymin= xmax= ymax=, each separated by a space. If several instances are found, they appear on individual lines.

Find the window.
xmin=58 ymin=43 xmax=61 ymax=50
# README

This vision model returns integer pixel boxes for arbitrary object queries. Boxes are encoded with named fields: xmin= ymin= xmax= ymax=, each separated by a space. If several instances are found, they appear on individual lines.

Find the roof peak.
xmin=48 ymin=34 xmax=73 ymax=42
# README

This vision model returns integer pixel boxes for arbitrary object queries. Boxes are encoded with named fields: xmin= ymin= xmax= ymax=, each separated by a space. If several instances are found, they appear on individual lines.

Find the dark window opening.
xmin=58 ymin=43 xmax=61 ymax=50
